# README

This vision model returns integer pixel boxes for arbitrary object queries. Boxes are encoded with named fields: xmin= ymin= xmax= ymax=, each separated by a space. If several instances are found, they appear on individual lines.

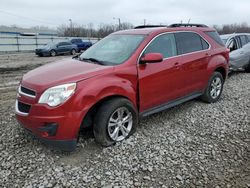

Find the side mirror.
xmin=140 ymin=53 xmax=163 ymax=64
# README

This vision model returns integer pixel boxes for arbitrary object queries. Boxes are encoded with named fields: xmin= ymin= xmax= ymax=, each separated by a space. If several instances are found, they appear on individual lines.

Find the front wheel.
xmin=50 ymin=50 xmax=56 ymax=57
xmin=245 ymin=60 xmax=250 ymax=73
xmin=201 ymin=72 xmax=224 ymax=103
xmin=93 ymin=98 xmax=138 ymax=147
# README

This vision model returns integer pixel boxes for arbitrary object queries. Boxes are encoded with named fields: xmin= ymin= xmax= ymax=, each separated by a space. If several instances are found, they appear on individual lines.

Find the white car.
xmin=221 ymin=33 xmax=250 ymax=72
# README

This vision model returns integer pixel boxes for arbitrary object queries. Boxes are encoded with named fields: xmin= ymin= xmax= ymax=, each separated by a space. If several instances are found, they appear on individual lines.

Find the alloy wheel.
xmin=107 ymin=107 xmax=133 ymax=142
xmin=210 ymin=77 xmax=222 ymax=99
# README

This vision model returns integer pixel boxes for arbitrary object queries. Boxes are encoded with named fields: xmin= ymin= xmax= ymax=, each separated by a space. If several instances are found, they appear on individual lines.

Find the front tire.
xmin=93 ymin=98 xmax=138 ymax=147
xmin=245 ymin=60 xmax=250 ymax=73
xmin=201 ymin=72 xmax=224 ymax=103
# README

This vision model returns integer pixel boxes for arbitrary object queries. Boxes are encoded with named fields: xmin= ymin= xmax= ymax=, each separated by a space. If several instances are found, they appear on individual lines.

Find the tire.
xmin=201 ymin=72 xmax=224 ymax=103
xmin=245 ymin=60 xmax=250 ymax=73
xmin=71 ymin=49 xmax=76 ymax=55
xmin=93 ymin=98 xmax=138 ymax=147
xmin=50 ymin=50 xmax=56 ymax=57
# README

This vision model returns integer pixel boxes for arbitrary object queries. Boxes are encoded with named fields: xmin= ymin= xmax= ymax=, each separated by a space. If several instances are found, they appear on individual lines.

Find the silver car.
xmin=221 ymin=33 xmax=250 ymax=72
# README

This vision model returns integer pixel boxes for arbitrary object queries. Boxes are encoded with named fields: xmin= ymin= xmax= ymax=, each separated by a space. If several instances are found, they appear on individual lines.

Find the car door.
xmin=229 ymin=36 xmax=247 ymax=68
xmin=238 ymin=35 xmax=250 ymax=67
xmin=62 ymin=42 xmax=72 ymax=53
xmin=174 ymin=32 xmax=210 ymax=95
xmin=138 ymin=33 xmax=182 ymax=112
xmin=56 ymin=42 xmax=66 ymax=54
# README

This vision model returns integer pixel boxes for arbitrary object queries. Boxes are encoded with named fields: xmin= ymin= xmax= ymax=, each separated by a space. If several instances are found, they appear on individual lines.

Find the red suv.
xmin=15 ymin=24 xmax=229 ymax=151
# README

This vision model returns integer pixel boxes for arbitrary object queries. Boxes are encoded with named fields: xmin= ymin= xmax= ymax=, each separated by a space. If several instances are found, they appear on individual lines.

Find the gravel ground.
xmin=0 ymin=53 xmax=249 ymax=188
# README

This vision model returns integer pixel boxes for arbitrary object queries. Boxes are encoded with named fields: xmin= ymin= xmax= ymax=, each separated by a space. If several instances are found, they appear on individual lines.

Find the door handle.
xmin=205 ymin=52 xmax=211 ymax=57
xmin=174 ymin=62 xmax=180 ymax=69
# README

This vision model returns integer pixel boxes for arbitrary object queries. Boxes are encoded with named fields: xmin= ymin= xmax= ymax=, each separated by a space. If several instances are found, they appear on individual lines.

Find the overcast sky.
xmin=0 ymin=0 xmax=250 ymax=29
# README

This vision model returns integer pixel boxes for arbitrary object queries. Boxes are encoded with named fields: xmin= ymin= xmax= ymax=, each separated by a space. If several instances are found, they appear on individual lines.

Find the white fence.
xmin=0 ymin=34 xmax=100 ymax=52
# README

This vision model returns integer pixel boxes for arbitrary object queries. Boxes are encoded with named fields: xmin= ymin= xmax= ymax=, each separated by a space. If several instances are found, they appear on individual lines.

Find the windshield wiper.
xmin=80 ymin=57 xmax=107 ymax=65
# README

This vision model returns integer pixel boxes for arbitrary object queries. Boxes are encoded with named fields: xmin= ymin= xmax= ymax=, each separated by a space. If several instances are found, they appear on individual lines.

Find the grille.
xmin=20 ymin=86 xmax=36 ymax=98
xmin=17 ymin=101 xmax=31 ymax=114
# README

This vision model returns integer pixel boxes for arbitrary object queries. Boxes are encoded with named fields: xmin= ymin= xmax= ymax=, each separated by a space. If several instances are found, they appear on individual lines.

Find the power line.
xmin=0 ymin=9 xmax=58 ymax=26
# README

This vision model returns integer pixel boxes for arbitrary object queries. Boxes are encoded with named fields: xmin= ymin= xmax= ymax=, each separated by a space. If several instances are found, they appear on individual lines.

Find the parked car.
xmin=221 ymin=33 xmax=250 ymax=72
xmin=16 ymin=23 xmax=229 ymax=151
xmin=70 ymin=39 xmax=92 ymax=52
xmin=35 ymin=41 xmax=78 ymax=57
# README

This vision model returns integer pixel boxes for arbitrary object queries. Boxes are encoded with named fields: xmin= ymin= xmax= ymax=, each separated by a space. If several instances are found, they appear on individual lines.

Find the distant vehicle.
xmin=35 ymin=41 xmax=78 ymax=57
xmin=221 ymin=33 xmax=250 ymax=72
xmin=70 ymin=39 xmax=92 ymax=52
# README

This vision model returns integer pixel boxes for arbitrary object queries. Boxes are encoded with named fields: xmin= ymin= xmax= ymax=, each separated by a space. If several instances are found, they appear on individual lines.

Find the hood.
xmin=22 ymin=58 xmax=113 ymax=92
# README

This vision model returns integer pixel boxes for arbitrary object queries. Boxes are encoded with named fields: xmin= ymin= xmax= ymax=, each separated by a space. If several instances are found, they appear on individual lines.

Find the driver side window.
xmin=228 ymin=39 xmax=237 ymax=52
xmin=144 ymin=33 xmax=177 ymax=58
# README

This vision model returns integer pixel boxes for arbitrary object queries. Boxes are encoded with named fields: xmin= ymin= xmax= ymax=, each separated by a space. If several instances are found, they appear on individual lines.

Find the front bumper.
xmin=15 ymin=97 xmax=83 ymax=151
xmin=35 ymin=50 xmax=50 ymax=56
xmin=22 ymin=125 xmax=77 ymax=151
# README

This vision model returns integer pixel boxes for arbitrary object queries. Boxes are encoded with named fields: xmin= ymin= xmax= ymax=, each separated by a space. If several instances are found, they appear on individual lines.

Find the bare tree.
xmin=57 ymin=22 xmax=134 ymax=38
xmin=213 ymin=22 xmax=250 ymax=34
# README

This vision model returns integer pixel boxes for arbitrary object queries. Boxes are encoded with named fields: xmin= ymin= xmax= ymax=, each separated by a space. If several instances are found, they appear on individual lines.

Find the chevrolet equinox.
xmin=15 ymin=24 xmax=229 ymax=151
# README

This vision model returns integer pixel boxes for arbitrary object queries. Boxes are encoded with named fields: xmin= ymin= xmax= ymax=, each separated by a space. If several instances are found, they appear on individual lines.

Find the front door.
xmin=138 ymin=33 xmax=182 ymax=112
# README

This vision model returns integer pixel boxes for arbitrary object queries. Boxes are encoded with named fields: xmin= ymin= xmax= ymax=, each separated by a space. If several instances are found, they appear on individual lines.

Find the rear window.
xmin=71 ymin=39 xmax=81 ymax=43
xmin=205 ymin=31 xmax=225 ymax=46
xmin=175 ymin=32 xmax=204 ymax=55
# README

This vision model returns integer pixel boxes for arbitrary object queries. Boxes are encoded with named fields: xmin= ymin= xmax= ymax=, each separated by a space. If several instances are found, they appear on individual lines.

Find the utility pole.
xmin=113 ymin=17 xmax=121 ymax=30
xmin=144 ymin=19 xmax=146 ymax=25
xmin=69 ymin=19 xmax=73 ymax=36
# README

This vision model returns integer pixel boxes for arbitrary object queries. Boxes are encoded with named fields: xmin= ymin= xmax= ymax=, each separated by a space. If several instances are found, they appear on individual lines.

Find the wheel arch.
xmin=79 ymin=95 xmax=133 ymax=130
xmin=214 ymin=66 xmax=227 ymax=80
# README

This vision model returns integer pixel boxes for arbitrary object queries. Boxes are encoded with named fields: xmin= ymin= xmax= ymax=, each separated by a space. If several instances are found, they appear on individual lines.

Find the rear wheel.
xmin=201 ymin=72 xmax=224 ymax=103
xmin=71 ymin=49 xmax=76 ymax=55
xmin=93 ymin=98 xmax=138 ymax=147
xmin=50 ymin=50 xmax=56 ymax=57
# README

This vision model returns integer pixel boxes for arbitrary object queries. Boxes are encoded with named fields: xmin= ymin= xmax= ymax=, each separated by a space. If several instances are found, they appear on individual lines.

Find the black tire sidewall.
xmin=203 ymin=72 xmax=224 ymax=103
xmin=93 ymin=98 xmax=138 ymax=147
xmin=246 ymin=60 xmax=250 ymax=73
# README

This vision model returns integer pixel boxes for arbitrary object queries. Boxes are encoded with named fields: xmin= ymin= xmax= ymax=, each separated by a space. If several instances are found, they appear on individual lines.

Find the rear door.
xmin=238 ymin=35 xmax=250 ymax=67
xmin=174 ymin=32 xmax=210 ymax=95
xmin=230 ymin=36 xmax=249 ymax=68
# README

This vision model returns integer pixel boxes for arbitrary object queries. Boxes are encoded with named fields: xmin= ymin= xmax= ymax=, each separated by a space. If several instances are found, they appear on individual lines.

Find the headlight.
xmin=39 ymin=83 xmax=76 ymax=107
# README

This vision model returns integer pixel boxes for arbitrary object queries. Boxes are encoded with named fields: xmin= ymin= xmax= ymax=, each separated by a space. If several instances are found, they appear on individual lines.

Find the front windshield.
xmin=80 ymin=34 xmax=145 ymax=65
xmin=222 ymin=39 xmax=228 ymax=45
xmin=43 ymin=42 xmax=54 ymax=49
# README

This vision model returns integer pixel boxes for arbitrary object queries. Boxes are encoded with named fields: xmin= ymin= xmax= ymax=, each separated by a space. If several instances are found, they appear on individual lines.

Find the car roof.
xmin=113 ymin=26 xmax=215 ymax=36
xmin=221 ymin=33 xmax=250 ymax=39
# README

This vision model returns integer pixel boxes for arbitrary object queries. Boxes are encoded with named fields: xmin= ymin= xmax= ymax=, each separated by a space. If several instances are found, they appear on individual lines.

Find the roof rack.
xmin=134 ymin=25 xmax=167 ymax=29
xmin=168 ymin=23 xmax=208 ymax=28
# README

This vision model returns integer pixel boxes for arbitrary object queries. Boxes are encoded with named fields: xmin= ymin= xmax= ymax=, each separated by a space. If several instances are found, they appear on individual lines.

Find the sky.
xmin=0 ymin=0 xmax=250 ymax=29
